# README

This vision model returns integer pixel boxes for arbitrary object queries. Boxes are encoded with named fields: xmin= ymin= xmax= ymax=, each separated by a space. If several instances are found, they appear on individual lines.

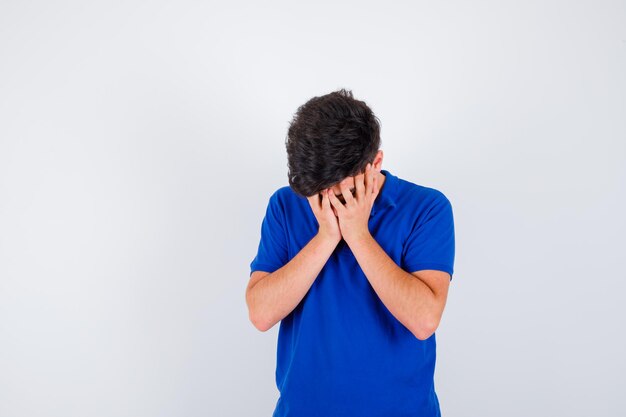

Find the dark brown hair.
xmin=285 ymin=88 xmax=382 ymax=197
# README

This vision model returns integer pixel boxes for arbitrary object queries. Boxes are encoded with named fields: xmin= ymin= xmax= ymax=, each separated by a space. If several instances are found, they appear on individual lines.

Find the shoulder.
xmin=396 ymin=176 xmax=452 ymax=209
xmin=266 ymin=185 xmax=307 ymax=214
xmin=390 ymin=176 xmax=453 ymax=232
xmin=271 ymin=185 xmax=302 ymax=204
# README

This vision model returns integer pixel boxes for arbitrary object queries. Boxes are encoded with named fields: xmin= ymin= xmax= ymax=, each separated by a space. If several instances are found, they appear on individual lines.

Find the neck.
xmin=377 ymin=170 xmax=386 ymax=193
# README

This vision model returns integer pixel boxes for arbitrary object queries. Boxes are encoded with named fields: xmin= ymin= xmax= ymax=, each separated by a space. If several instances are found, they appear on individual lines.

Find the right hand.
xmin=306 ymin=188 xmax=342 ymax=245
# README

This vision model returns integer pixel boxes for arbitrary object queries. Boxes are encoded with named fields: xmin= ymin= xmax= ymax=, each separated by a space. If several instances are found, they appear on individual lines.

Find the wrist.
xmin=316 ymin=231 xmax=341 ymax=247
xmin=343 ymin=230 xmax=372 ymax=247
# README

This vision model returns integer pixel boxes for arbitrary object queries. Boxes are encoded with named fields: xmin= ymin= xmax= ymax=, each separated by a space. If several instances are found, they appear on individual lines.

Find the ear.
xmin=373 ymin=150 xmax=383 ymax=171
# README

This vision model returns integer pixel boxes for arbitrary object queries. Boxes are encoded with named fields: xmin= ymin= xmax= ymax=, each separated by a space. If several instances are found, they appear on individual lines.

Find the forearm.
xmin=347 ymin=232 xmax=438 ymax=340
xmin=248 ymin=233 xmax=338 ymax=331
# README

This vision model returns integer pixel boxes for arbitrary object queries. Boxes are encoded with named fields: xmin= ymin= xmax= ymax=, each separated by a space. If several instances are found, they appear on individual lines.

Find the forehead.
xmin=331 ymin=176 xmax=355 ymax=189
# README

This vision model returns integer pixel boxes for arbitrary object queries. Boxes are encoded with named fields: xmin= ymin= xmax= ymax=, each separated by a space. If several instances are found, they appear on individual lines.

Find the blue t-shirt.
xmin=250 ymin=168 xmax=455 ymax=417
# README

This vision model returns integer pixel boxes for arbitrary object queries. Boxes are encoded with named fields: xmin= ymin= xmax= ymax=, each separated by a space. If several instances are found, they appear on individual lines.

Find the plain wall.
xmin=1 ymin=1 xmax=624 ymax=416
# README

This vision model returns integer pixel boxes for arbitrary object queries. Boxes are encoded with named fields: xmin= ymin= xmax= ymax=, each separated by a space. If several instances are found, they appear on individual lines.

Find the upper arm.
xmin=245 ymin=270 xmax=271 ymax=324
xmin=402 ymin=192 xmax=455 ymax=281
xmin=249 ymin=191 xmax=290 ymax=276
xmin=411 ymin=269 xmax=450 ymax=305
xmin=410 ymin=269 xmax=451 ymax=330
xmin=247 ymin=270 xmax=270 ymax=295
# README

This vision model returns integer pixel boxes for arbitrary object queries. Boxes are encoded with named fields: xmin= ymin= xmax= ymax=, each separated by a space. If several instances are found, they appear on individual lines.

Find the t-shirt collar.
xmin=370 ymin=169 xmax=398 ymax=217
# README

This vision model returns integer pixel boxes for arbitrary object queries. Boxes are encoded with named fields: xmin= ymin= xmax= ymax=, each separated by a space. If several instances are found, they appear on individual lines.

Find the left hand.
xmin=327 ymin=162 xmax=379 ymax=245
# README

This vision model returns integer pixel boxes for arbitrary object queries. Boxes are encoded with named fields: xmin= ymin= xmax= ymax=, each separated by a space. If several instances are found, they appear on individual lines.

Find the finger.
xmin=327 ymin=188 xmax=346 ymax=214
xmin=322 ymin=189 xmax=332 ymax=210
xmin=372 ymin=173 xmax=378 ymax=197
xmin=307 ymin=193 xmax=321 ymax=211
xmin=339 ymin=181 xmax=355 ymax=205
xmin=369 ymin=164 xmax=376 ymax=195
xmin=355 ymin=164 xmax=366 ymax=200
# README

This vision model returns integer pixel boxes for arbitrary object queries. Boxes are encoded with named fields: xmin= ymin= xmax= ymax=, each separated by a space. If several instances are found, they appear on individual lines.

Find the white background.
xmin=1 ymin=1 xmax=625 ymax=416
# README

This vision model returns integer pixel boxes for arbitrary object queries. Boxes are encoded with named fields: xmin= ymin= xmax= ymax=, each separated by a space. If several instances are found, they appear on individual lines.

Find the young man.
xmin=246 ymin=89 xmax=455 ymax=417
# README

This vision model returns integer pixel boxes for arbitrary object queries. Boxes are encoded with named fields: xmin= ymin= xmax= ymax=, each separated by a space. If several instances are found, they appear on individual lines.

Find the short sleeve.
xmin=249 ymin=190 xmax=289 ymax=277
xmin=401 ymin=193 xmax=455 ymax=280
